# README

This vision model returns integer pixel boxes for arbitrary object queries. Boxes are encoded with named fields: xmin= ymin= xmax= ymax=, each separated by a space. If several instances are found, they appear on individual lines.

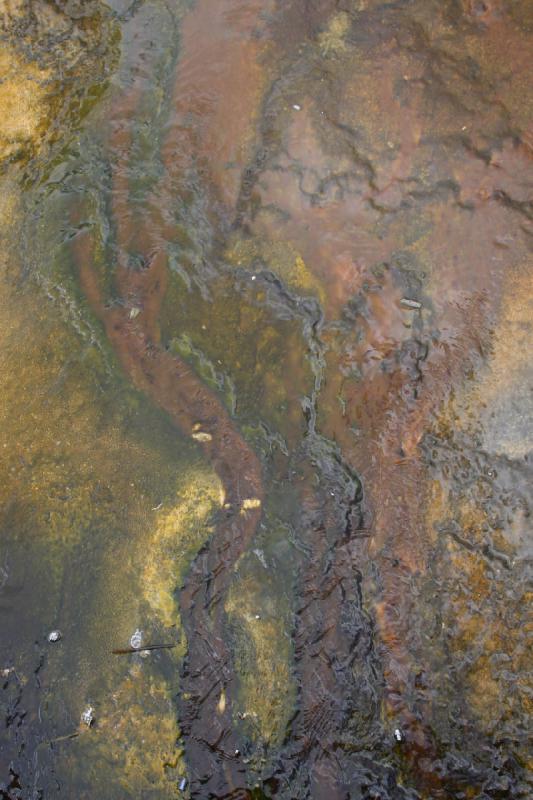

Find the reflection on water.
xmin=1 ymin=0 xmax=532 ymax=798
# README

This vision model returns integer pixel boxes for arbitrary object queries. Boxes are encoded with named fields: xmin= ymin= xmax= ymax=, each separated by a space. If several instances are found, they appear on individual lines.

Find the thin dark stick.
xmin=111 ymin=643 xmax=177 ymax=655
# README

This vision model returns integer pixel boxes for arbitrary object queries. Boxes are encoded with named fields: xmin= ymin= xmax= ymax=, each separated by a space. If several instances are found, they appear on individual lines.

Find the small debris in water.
xmin=111 ymin=642 xmax=176 ymax=655
xmin=400 ymin=298 xmax=422 ymax=310
xmin=253 ymin=548 xmax=268 ymax=568
xmin=191 ymin=423 xmax=212 ymax=442
xmin=49 ymin=731 xmax=80 ymax=745
xmin=130 ymin=629 xmax=143 ymax=649
xmin=241 ymin=497 xmax=262 ymax=514
xmin=292 ymin=103 xmax=301 ymax=111
xmin=192 ymin=430 xmax=212 ymax=442
xmin=81 ymin=706 xmax=94 ymax=727
xmin=394 ymin=728 xmax=403 ymax=742
xmin=48 ymin=630 xmax=62 ymax=643
xmin=178 ymin=777 xmax=188 ymax=792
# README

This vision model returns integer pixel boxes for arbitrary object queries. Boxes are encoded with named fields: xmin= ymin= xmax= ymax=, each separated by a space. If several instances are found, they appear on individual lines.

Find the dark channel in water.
xmin=1 ymin=0 xmax=532 ymax=798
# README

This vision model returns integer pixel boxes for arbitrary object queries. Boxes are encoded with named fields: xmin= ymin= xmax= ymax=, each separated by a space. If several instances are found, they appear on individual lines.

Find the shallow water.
xmin=0 ymin=1 xmax=532 ymax=798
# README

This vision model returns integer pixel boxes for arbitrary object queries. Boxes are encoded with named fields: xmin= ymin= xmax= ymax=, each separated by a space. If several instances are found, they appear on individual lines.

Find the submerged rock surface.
xmin=1 ymin=1 xmax=532 ymax=798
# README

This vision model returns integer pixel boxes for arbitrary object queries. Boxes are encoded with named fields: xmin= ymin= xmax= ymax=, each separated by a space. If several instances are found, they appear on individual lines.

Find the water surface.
xmin=0 ymin=1 xmax=532 ymax=798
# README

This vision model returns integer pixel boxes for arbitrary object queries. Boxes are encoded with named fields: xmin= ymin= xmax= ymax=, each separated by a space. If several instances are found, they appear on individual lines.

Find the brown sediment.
xmin=159 ymin=0 xmax=276 ymax=213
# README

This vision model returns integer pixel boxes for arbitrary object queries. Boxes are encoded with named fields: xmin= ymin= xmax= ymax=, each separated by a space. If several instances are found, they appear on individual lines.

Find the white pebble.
xmin=81 ymin=706 xmax=94 ymax=727
xmin=400 ymin=298 xmax=422 ymax=310
xmin=192 ymin=431 xmax=212 ymax=442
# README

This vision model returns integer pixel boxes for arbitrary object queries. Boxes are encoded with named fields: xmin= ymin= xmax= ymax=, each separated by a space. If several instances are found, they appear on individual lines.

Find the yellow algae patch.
xmin=76 ymin=663 xmax=185 ymax=798
xmin=141 ymin=471 xmax=222 ymax=630
xmin=226 ymin=575 xmax=294 ymax=745
xmin=225 ymin=235 xmax=326 ymax=305
xmin=318 ymin=11 xmax=351 ymax=57
xmin=0 ymin=254 xmax=152 ymax=558
xmin=0 ymin=0 xmax=118 ymax=171
xmin=0 ymin=47 xmax=51 ymax=162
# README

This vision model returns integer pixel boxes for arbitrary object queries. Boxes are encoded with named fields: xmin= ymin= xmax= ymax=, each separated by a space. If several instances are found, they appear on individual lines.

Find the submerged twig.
xmin=111 ymin=643 xmax=177 ymax=655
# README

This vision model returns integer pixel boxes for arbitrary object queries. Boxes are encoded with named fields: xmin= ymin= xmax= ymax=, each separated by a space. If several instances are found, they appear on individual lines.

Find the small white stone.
xmin=48 ymin=630 xmax=62 ymax=643
xmin=292 ymin=104 xmax=302 ymax=111
xmin=192 ymin=431 xmax=212 ymax=442
xmin=394 ymin=728 xmax=403 ymax=742
xmin=400 ymin=298 xmax=422 ymax=310
xmin=255 ymin=614 xmax=261 ymax=620
xmin=81 ymin=706 xmax=94 ymax=727
xmin=129 ymin=307 xmax=141 ymax=319
xmin=251 ymin=275 xmax=256 ymax=281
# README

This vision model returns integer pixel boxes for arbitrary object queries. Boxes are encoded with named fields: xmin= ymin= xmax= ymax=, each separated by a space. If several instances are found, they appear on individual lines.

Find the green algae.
xmin=158 ymin=268 xmax=314 ymax=446
xmin=169 ymin=333 xmax=237 ymax=416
